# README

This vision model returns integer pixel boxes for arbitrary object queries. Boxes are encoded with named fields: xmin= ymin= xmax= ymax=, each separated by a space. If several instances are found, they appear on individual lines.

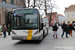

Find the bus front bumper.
xmin=12 ymin=35 xmax=43 ymax=40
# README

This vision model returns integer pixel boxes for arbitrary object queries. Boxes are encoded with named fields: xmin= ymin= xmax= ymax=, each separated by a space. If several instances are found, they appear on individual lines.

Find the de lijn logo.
xmin=23 ymin=31 xmax=31 ymax=33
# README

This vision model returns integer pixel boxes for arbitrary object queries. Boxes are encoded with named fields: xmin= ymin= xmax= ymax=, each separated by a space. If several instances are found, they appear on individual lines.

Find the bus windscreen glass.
xmin=12 ymin=9 xmax=38 ymax=29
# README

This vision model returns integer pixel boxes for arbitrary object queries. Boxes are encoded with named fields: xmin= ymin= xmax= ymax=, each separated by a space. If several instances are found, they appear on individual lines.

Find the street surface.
xmin=0 ymin=26 xmax=75 ymax=50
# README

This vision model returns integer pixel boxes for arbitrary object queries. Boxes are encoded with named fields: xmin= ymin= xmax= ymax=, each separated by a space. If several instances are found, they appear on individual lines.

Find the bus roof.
xmin=13 ymin=8 xmax=39 ymax=12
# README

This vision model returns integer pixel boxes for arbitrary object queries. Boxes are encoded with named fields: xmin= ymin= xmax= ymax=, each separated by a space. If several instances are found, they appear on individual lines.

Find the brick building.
xmin=58 ymin=14 xmax=65 ymax=24
xmin=0 ymin=0 xmax=25 ymax=7
xmin=0 ymin=0 xmax=24 ymax=25
xmin=46 ymin=12 xmax=59 ymax=25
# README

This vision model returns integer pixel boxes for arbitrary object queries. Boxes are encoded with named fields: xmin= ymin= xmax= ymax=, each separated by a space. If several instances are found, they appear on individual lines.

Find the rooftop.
xmin=47 ymin=12 xmax=57 ymax=16
xmin=58 ymin=14 xmax=64 ymax=17
xmin=65 ymin=4 xmax=75 ymax=12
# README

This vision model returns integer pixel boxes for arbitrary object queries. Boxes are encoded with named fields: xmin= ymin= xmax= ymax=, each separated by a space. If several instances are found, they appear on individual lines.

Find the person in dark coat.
xmin=68 ymin=23 xmax=73 ymax=36
xmin=2 ymin=24 xmax=7 ymax=38
xmin=73 ymin=23 xmax=75 ymax=32
xmin=61 ymin=22 xmax=68 ymax=38
xmin=52 ymin=23 xmax=58 ymax=38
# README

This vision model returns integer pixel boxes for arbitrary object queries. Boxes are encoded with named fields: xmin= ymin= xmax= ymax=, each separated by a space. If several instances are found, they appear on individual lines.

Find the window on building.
xmin=72 ymin=12 xmax=75 ymax=19
xmin=67 ymin=12 xmax=70 ymax=15
xmin=67 ymin=12 xmax=70 ymax=19
xmin=65 ymin=13 xmax=66 ymax=19
xmin=67 ymin=15 xmax=70 ymax=19
xmin=2 ymin=0 xmax=6 ymax=4
xmin=72 ymin=15 xmax=75 ymax=19
xmin=72 ymin=12 xmax=75 ymax=14
xmin=11 ymin=0 xmax=14 ymax=5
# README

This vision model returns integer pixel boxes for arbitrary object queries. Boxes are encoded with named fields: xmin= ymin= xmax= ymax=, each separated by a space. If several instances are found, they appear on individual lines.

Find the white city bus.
xmin=11 ymin=8 xmax=49 ymax=40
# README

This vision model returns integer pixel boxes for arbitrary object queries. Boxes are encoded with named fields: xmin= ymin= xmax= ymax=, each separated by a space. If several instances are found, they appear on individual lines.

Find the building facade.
xmin=0 ymin=0 xmax=24 ymax=25
xmin=0 ymin=0 xmax=25 ymax=8
xmin=46 ymin=12 xmax=58 ymax=25
xmin=64 ymin=5 xmax=75 ymax=24
xmin=0 ymin=3 xmax=22 ymax=25
xmin=58 ymin=14 xmax=65 ymax=24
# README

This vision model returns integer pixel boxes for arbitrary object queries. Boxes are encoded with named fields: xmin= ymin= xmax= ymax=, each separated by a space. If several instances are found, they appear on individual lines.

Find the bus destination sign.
xmin=14 ymin=9 xmax=38 ymax=14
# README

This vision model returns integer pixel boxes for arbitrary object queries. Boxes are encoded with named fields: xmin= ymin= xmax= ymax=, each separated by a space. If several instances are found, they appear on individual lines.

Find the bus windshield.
xmin=12 ymin=9 xmax=38 ymax=29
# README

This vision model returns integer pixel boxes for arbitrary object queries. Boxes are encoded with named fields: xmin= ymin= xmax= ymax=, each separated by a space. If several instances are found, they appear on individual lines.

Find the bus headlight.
xmin=34 ymin=31 xmax=38 ymax=35
xmin=12 ymin=31 xmax=17 ymax=35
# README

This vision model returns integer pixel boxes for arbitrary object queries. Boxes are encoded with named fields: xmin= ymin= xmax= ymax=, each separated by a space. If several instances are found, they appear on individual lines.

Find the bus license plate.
xmin=23 ymin=38 xmax=27 ymax=40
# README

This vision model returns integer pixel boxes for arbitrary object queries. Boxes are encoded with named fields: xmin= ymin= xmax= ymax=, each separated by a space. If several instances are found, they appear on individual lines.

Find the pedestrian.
xmin=61 ymin=23 xmax=62 ymax=26
xmin=68 ymin=23 xmax=73 ymax=36
xmin=61 ymin=22 xmax=68 ymax=38
xmin=67 ymin=24 xmax=69 ymax=35
xmin=52 ymin=23 xmax=58 ymax=38
xmin=2 ymin=24 xmax=7 ymax=38
xmin=73 ymin=23 xmax=75 ymax=32
xmin=8 ymin=24 xmax=11 ymax=35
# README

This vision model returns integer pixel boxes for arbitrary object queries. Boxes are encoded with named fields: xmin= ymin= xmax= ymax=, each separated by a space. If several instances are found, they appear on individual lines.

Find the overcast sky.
xmin=54 ymin=0 xmax=75 ymax=15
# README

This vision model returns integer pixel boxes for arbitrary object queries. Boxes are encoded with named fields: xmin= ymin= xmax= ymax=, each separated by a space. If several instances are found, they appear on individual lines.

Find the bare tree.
xmin=37 ymin=0 xmax=56 ymax=26
xmin=47 ymin=0 xmax=57 ymax=26
xmin=47 ymin=0 xmax=56 ymax=12
xmin=28 ymin=0 xmax=30 ymax=8
xmin=19 ymin=0 xmax=26 ymax=8
xmin=33 ymin=0 xmax=36 ymax=8
xmin=34 ymin=0 xmax=43 ymax=9
xmin=19 ymin=0 xmax=56 ymax=26
xmin=35 ymin=0 xmax=48 ymax=15
xmin=44 ymin=0 xmax=47 ymax=15
xmin=30 ymin=0 xmax=36 ymax=8
xmin=19 ymin=0 xmax=31 ymax=8
xmin=36 ymin=0 xmax=51 ymax=15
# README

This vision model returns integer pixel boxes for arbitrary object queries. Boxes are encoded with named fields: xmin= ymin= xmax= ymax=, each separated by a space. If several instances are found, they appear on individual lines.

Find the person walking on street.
xmin=73 ymin=23 xmax=75 ymax=32
xmin=2 ymin=24 xmax=7 ymax=38
xmin=61 ymin=22 xmax=68 ymax=38
xmin=68 ymin=23 xmax=73 ymax=36
xmin=8 ymin=24 xmax=11 ymax=35
xmin=52 ymin=23 xmax=58 ymax=38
